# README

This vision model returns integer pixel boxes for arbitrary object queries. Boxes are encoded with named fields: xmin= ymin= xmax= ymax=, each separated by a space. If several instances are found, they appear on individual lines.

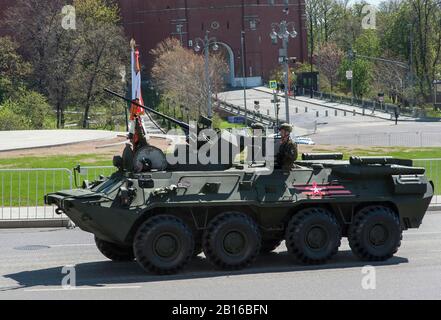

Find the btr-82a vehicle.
xmin=45 ymin=90 xmax=434 ymax=274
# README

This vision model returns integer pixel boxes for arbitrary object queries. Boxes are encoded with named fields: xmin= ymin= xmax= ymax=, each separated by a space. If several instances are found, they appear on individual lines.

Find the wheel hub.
xmin=369 ymin=224 xmax=388 ymax=246
xmin=223 ymin=231 xmax=246 ymax=255
xmin=306 ymin=226 xmax=328 ymax=249
xmin=155 ymin=234 xmax=179 ymax=258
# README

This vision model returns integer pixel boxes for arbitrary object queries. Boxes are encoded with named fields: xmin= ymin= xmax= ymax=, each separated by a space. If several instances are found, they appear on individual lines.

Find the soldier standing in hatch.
xmin=277 ymin=123 xmax=298 ymax=170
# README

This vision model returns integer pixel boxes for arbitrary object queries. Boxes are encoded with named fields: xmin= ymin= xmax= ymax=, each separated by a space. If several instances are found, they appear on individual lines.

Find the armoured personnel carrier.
xmin=45 ymin=91 xmax=434 ymax=274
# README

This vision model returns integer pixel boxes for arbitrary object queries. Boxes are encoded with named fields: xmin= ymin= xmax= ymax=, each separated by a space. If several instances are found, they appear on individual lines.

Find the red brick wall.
xmin=0 ymin=0 xmax=308 ymax=82
xmin=118 ymin=0 xmax=308 ymax=82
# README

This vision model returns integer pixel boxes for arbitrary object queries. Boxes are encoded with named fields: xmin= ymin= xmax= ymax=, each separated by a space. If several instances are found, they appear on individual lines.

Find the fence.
xmin=0 ymin=166 xmax=115 ymax=221
xmin=301 ymin=88 xmax=415 ymax=117
xmin=313 ymin=131 xmax=441 ymax=148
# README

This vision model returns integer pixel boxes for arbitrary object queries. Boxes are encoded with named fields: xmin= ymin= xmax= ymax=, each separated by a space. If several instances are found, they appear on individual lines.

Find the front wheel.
xmin=133 ymin=215 xmax=194 ymax=274
xmin=348 ymin=206 xmax=402 ymax=261
xmin=95 ymin=237 xmax=134 ymax=262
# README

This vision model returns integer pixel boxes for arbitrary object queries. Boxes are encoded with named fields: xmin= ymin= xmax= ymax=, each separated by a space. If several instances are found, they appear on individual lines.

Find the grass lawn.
xmin=216 ymin=120 xmax=247 ymax=130
xmin=0 ymin=145 xmax=440 ymax=208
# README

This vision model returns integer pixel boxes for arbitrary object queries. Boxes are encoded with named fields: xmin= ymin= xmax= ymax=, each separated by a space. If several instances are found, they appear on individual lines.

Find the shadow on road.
xmin=2 ymin=250 xmax=408 ymax=291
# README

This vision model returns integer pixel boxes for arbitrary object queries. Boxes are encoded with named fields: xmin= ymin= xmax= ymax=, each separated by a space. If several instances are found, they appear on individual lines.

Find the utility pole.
xmin=241 ymin=30 xmax=248 ymax=126
xmin=270 ymin=20 xmax=297 ymax=124
xmin=194 ymin=31 xmax=219 ymax=120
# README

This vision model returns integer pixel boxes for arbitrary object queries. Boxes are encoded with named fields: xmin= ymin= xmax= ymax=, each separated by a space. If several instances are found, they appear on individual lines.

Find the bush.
xmin=0 ymin=103 xmax=29 ymax=130
xmin=0 ymin=89 xmax=56 ymax=130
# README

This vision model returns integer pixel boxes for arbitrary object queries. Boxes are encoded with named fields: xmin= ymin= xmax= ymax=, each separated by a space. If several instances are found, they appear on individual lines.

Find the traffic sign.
xmin=269 ymin=80 xmax=277 ymax=90
xmin=346 ymin=70 xmax=353 ymax=80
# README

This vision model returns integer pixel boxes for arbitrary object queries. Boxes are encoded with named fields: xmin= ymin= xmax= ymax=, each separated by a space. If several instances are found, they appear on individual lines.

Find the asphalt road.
xmin=0 ymin=211 xmax=440 ymax=300
xmin=219 ymin=89 xmax=441 ymax=147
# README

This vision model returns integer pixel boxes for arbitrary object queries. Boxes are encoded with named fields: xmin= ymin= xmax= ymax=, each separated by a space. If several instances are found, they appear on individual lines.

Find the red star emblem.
xmin=309 ymin=182 xmax=325 ymax=197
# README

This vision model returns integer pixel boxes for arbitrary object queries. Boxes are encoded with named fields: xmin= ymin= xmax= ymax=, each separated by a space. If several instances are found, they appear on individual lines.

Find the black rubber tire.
xmin=94 ymin=236 xmax=134 ymax=262
xmin=203 ymin=212 xmax=261 ymax=270
xmin=286 ymin=208 xmax=341 ymax=264
xmin=133 ymin=215 xmax=194 ymax=275
xmin=260 ymin=239 xmax=282 ymax=254
xmin=348 ymin=206 xmax=402 ymax=261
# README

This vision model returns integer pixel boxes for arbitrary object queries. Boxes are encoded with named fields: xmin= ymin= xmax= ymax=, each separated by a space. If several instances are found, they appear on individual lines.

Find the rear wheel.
xmin=95 ymin=237 xmax=134 ymax=262
xmin=348 ymin=206 xmax=402 ymax=261
xmin=133 ymin=215 xmax=194 ymax=274
xmin=203 ymin=212 xmax=261 ymax=270
xmin=286 ymin=208 xmax=341 ymax=264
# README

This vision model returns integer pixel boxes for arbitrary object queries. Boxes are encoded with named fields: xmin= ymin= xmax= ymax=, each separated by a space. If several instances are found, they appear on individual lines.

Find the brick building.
xmin=0 ymin=0 xmax=308 ymax=86
xmin=118 ymin=0 xmax=307 ymax=87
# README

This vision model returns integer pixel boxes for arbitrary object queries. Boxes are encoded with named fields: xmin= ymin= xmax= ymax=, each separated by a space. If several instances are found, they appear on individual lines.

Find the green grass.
xmin=216 ymin=120 xmax=247 ymax=130
xmin=0 ymin=146 xmax=440 ymax=208
xmin=0 ymin=154 xmax=115 ymax=208
xmin=309 ymin=146 xmax=441 ymax=160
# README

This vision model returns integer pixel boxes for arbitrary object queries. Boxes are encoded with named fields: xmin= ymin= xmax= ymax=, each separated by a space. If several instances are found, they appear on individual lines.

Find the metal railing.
xmin=301 ymin=88 xmax=416 ymax=117
xmin=313 ymin=131 xmax=441 ymax=147
xmin=0 ymin=166 xmax=115 ymax=221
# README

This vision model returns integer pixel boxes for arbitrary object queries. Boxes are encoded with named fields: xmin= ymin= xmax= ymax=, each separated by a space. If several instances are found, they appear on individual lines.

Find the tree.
xmin=150 ymin=38 xmax=228 ymax=120
xmin=316 ymin=42 xmax=344 ymax=92
xmin=0 ymin=37 xmax=32 ymax=102
xmin=71 ymin=0 xmax=127 ymax=128
xmin=5 ymin=0 xmax=127 ymax=128
xmin=5 ymin=0 xmax=80 ymax=128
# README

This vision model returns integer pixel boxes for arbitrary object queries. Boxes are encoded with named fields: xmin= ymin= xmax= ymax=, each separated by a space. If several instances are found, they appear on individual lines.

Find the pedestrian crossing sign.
xmin=269 ymin=80 xmax=277 ymax=90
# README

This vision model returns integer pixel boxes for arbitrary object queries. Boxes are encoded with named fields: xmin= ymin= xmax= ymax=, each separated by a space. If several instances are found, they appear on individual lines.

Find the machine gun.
xmin=105 ymin=88 xmax=244 ymax=173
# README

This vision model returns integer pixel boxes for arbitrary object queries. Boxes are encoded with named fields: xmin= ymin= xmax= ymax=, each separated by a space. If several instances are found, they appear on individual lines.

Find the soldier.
xmin=277 ymin=123 xmax=298 ymax=170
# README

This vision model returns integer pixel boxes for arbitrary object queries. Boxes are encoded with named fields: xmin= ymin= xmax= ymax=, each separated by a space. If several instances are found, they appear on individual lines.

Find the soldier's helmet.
xmin=279 ymin=123 xmax=293 ymax=133
xmin=251 ymin=123 xmax=265 ymax=130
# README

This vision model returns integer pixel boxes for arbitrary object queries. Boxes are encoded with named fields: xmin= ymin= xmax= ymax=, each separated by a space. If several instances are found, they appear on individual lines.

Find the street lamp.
xmin=270 ymin=20 xmax=297 ymax=124
xmin=194 ymin=30 xmax=219 ymax=120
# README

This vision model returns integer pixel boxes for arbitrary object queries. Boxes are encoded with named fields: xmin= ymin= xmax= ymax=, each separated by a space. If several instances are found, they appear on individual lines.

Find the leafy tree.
xmin=316 ymin=42 xmax=344 ymax=92
xmin=151 ymin=38 xmax=228 ymax=120
xmin=0 ymin=37 xmax=32 ymax=102
xmin=71 ymin=0 xmax=127 ymax=128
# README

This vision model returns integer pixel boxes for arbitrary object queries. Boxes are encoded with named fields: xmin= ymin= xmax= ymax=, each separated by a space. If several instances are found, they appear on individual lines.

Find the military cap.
xmin=251 ymin=123 xmax=265 ymax=130
xmin=279 ymin=123 xmax=293 ymax=133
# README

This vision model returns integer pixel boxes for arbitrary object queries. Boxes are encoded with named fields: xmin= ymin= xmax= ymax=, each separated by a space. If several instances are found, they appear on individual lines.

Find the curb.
xmin=428 ymin=205 xmax=441 ymax=212
xmin=0 ymin=218 xmax=70 ymax=229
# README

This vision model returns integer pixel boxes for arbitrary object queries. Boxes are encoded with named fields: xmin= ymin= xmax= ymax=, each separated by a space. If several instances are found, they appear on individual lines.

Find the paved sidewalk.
xmin=0 ymin=130 xmax=122 ymax=152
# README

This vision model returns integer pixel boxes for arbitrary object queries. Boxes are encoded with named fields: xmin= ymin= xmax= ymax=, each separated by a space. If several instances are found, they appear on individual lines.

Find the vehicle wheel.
xmin=133 ymin=215 xmax=194 ymax=274
xmin=348 ymin=206 xmax=402 ymax=261
xmin=203 ymin=212 xmax=261 ymax=270
xmin=260 ymin=239 xmax=282 ymax=254
xmin=95 ymin=236 xmax=134 ymax=262
xmin=286 ymin=208 xmax=341 ymax=264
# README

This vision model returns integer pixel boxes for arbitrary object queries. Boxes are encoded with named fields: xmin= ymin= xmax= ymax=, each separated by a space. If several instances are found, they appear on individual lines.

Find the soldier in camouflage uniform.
xmin=277 ymin=123 xmax=298 ymax=170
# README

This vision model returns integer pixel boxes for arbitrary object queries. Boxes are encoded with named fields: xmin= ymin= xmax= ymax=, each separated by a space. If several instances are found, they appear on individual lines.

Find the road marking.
xmin=48 ymin=244 xmax=95 ymax=248
xmin=25 ymin=285 xmax=141 ymax=292
xmin=406 ymin=231 xmax=441 ymax=236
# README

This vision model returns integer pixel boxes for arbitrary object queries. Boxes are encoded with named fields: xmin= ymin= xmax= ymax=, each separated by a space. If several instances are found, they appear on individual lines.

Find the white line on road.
xmin=48 ymin=244 xmax=95 ymax=248
xmin=25 ymin=285 xmax=141 ymax=292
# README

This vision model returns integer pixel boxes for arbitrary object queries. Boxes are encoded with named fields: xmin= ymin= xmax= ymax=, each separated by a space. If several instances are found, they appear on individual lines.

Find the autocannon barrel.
xmin=104 ymin=88 xmax=190 ymax=133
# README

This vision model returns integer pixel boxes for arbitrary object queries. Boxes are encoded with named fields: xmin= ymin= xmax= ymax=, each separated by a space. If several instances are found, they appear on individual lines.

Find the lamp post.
xmin=194 ymin=31 xmax=219 ymax=120
xmin=270 ymin=20 xmax=297 ymax=124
